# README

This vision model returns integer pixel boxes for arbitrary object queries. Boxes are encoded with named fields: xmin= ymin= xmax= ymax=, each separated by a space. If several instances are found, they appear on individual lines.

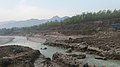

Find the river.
xmin=1 ymin=36 xmax=120 ymax=67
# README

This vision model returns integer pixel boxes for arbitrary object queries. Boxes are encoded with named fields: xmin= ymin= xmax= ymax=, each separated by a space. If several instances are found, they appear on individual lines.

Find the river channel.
xmin=1 ymin=36 xmax=120 ymax=67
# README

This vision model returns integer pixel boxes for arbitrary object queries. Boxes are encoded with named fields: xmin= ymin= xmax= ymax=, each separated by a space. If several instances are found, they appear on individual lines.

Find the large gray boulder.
xmin=95 ymin=56 xmax=107 ymax=60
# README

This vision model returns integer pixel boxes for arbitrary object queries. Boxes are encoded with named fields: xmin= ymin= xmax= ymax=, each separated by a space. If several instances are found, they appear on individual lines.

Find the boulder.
xmin=67 ymin=53 xmax=86 ymax=59
xmin=44 ymin=47 xmax=47 ymax=50
xmin=95 ymin=56 xmax=107 ymax=60
xmin=0 ymin=45 xmax=41 ymax=67
xmin=65 ymin=48 xmax=72 ymax=53
xmin=83 ymin=63 xmax=89 ymax=67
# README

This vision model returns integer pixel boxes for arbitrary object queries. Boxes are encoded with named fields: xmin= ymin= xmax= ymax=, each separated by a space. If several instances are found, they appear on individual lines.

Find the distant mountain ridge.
xmin=0 ymin=16 xmax=69 ymax=29
xmin=49 ymin=16 xmax=69 ymax=22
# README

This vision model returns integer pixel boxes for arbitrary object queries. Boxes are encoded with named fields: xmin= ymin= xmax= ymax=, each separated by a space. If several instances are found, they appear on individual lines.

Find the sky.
xmin=0 ymin=0 xmax=120 ymax=21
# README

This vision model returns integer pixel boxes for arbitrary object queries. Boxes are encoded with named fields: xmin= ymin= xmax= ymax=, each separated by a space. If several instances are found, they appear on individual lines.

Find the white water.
xmin=1 ymin=36 xmax=120 ymax=67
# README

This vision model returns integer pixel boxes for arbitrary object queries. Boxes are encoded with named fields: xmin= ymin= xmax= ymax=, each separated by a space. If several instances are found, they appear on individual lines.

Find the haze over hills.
xmin=0 ymin=16 xmax=69 ymax=29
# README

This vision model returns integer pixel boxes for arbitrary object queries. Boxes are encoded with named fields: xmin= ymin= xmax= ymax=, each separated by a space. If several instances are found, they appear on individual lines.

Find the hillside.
xmin=0 ymin=9 xmax=120 ymax=35
xmin=21 ymin=9 xmax=120 ymax=35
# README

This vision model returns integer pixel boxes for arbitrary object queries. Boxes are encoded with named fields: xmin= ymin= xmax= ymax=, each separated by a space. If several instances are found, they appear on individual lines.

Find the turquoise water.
xmin=2 ymin=36 xmax=120 ymax=67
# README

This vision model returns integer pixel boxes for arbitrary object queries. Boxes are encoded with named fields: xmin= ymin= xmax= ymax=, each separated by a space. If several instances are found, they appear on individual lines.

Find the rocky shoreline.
xmin=43 ymin=35 xmax=120 ymax=60
xmin=0 ymin=45 xmax=98 ymax=67
xmin=40 ymin=32 xmax=120 ymax=60
xmin=25 ymin=31 xmax=120 ymax=67
xmin=35 ymin=52 xmax=97 ymax=67
xmin=25 ymin=36 xmax=99 ymax=67
xmin=52 ymin=52 xmax=96 ymax=67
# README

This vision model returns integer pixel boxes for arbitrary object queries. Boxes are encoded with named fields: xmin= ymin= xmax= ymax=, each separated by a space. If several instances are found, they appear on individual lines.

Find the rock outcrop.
xmin=52 ymin=52 xmax=96 ymax=67
xmin=44 ymin=34 xmax=120 ymax=60
xmin=0 ymin=45 xmax=41 ymax=67
xmin=100 ymin=50 xmax=120 ymax=60
xmin=67 ymin=53 xmax=86 ymax=59
xmin=65 ymin=48 xmax=72 ymax=53
xmin=95 ymin=56 xmax=107 ymax=60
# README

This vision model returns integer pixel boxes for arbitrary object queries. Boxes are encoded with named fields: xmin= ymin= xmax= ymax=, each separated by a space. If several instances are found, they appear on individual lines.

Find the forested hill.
xmin=0 ymin=9 xmax=120 ymax=35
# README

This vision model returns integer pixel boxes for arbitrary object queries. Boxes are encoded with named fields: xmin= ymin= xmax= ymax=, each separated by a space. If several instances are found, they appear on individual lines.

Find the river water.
xmin=2 ymin=36 xmax=120 ymax=67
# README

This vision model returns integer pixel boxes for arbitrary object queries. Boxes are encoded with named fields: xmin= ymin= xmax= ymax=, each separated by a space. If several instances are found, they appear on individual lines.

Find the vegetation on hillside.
xmin=0 ymin=9 xmax=120 ymax=35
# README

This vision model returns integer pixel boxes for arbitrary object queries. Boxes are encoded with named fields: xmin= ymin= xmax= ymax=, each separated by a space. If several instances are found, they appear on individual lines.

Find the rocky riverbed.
xmin=44 ymin=38 xmax=120 ymax=60
xmin=41 ymin=31 xmax=120 ymax=60
xmin=0 ymin=45 xmax=98 ymax=67
xmin=25 ymin=32 xmax=120 ymax=67
xmin=35 ymin=52 xmax=97 ymax=67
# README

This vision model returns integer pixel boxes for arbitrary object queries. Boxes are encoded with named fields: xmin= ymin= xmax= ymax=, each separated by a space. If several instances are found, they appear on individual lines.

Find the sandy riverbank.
xmin=27 ymin=36 xmax=46 ymax=43
xmin=27 ymin=34 xmax=89 ymax=43
xmin=0 ymin=36 xmax=14 ymax=45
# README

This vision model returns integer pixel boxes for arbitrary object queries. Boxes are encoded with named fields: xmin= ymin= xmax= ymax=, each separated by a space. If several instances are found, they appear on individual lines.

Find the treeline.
xmin=0 ymin=9 xmax=120 ymax=35
xmin=63 ymin=9 xmax=120 ymax=24
xmin=31 ymin=9 xmax=120 ymax=27
xmin=28 ymin=9 xmax=120 ymax=32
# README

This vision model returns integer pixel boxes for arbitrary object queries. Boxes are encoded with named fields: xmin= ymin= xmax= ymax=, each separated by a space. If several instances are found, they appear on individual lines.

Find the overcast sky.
xmin=0 ymin=0 xmax=120 ymax=21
